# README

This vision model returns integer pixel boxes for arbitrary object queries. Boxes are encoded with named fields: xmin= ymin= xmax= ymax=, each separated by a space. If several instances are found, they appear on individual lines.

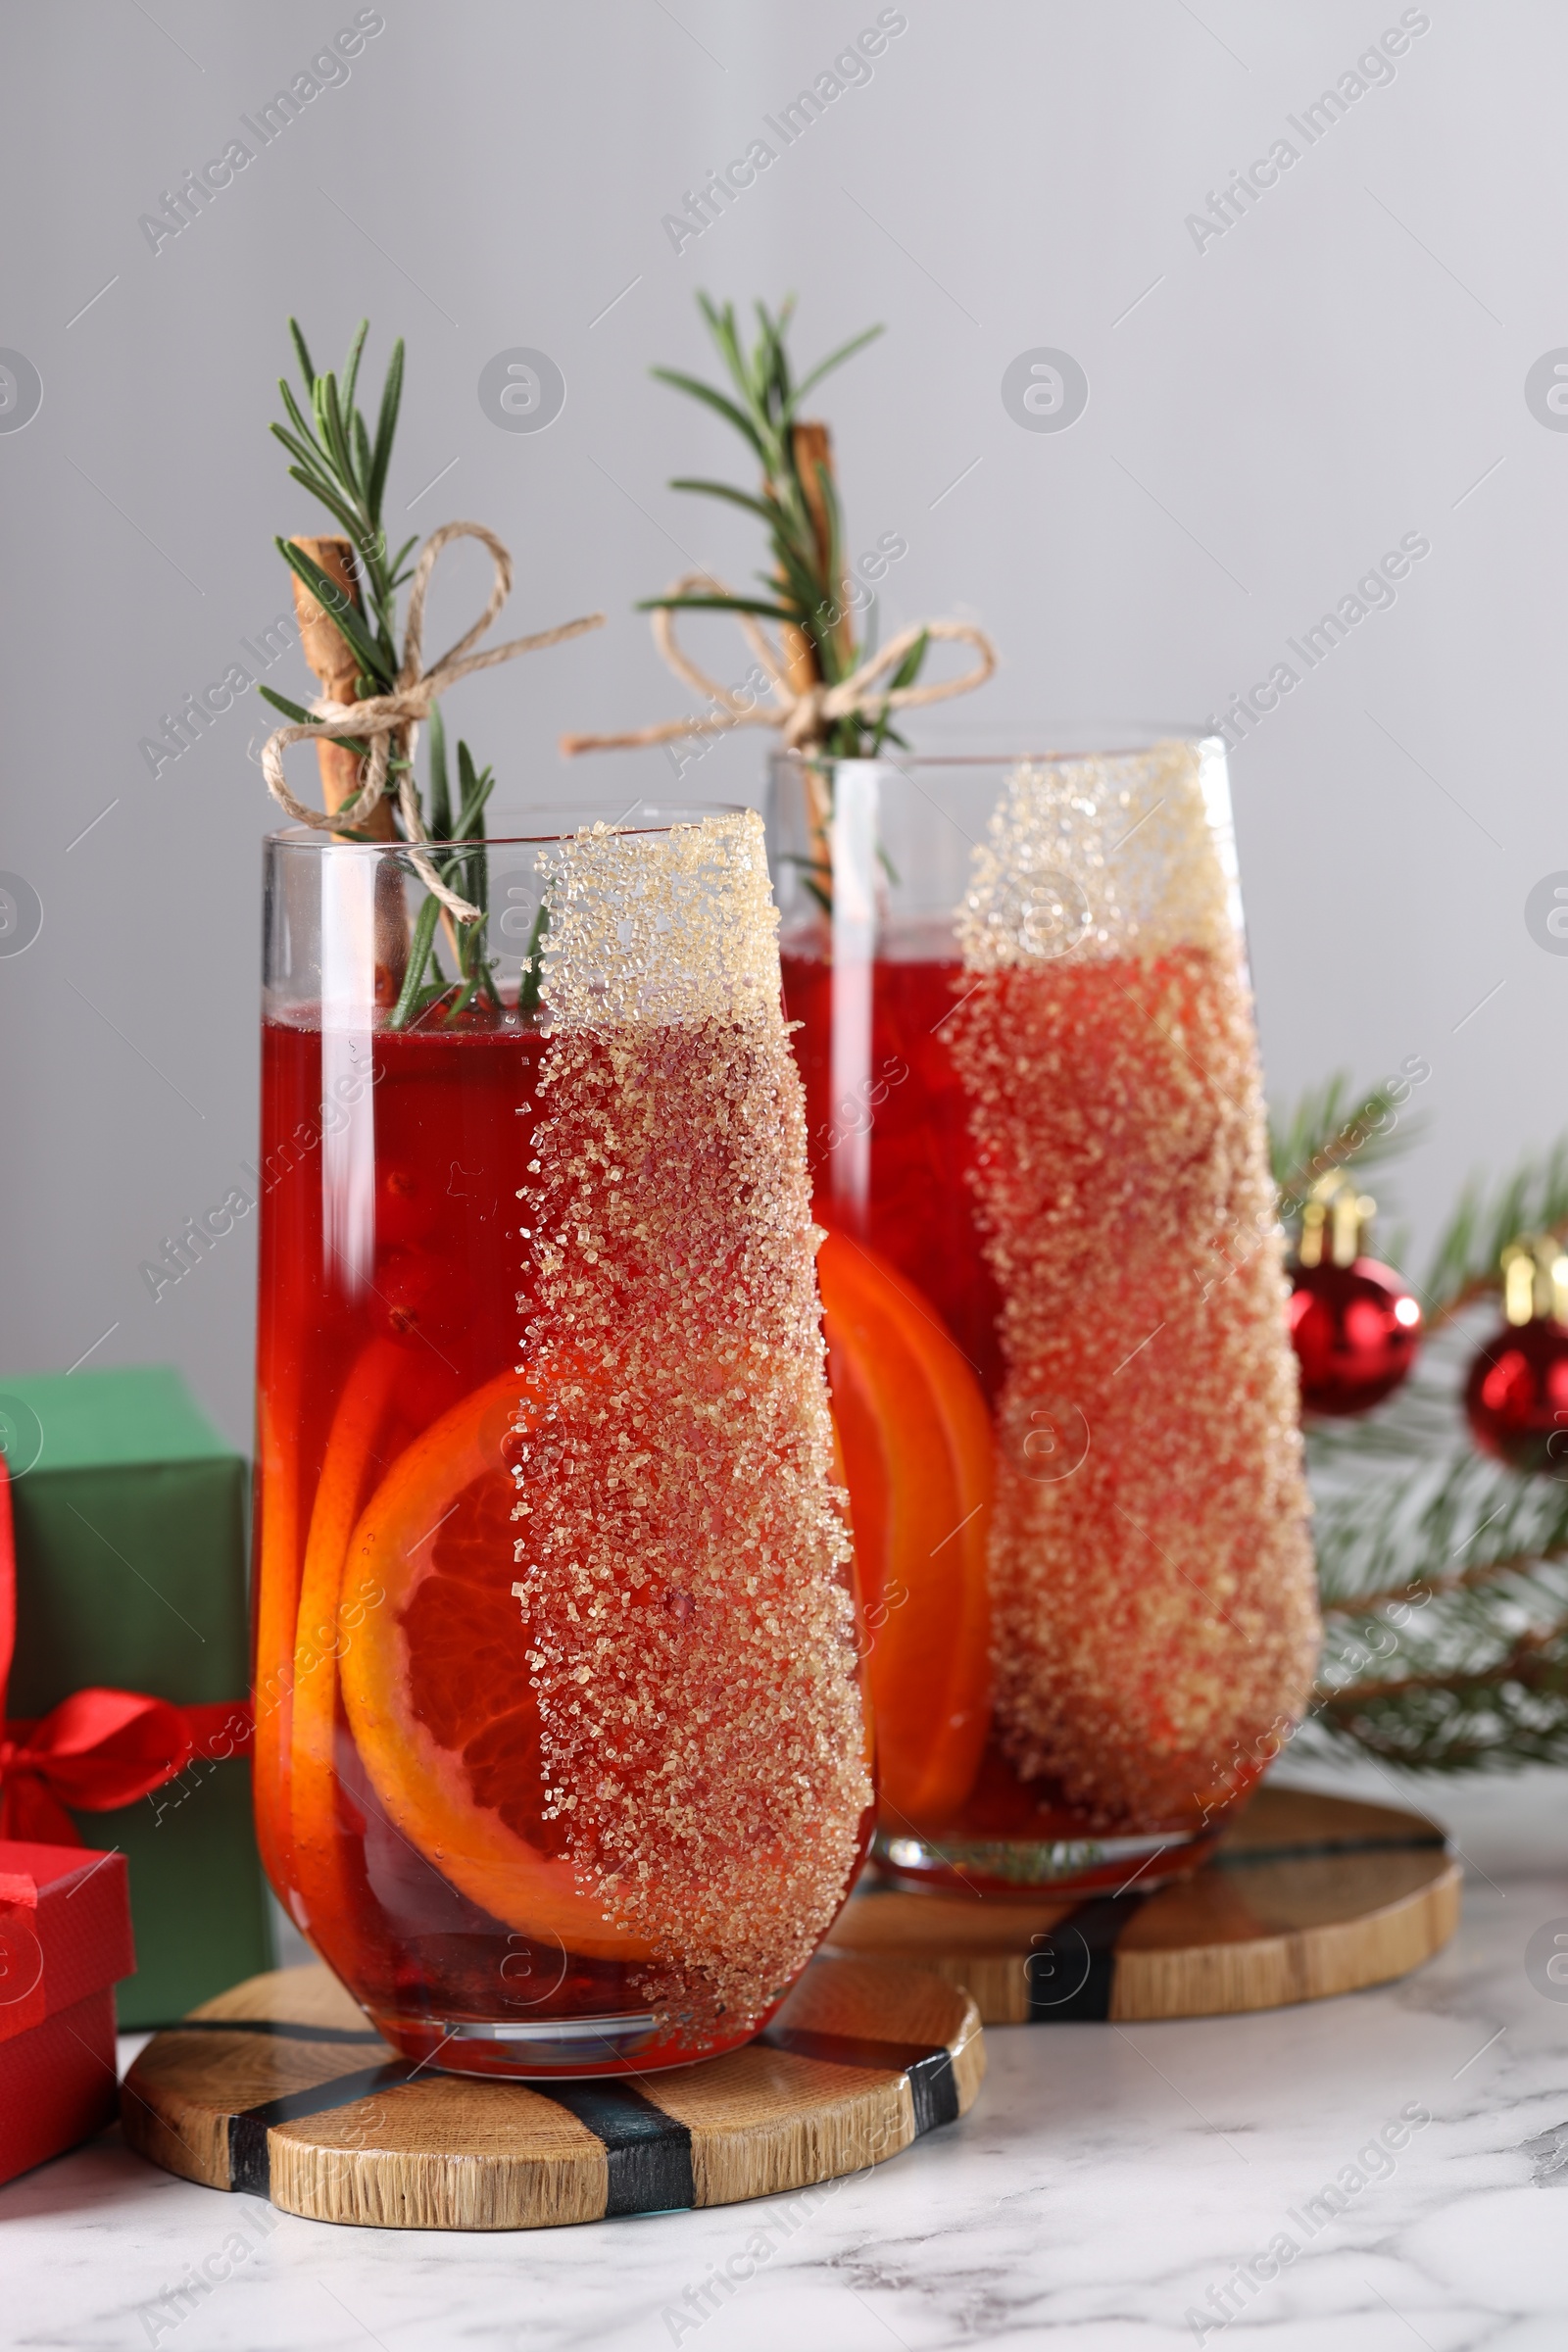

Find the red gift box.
xmin=0 ymin=1840 xmax=134 ymax=2186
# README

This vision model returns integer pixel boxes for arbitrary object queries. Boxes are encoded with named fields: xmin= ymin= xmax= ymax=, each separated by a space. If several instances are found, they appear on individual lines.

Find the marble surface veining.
xmin=6 ymin=1753 xmax=1568 ymax=2351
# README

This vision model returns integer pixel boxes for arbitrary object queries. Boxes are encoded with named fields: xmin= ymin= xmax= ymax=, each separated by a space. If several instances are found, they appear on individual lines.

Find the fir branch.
xmin=1268 ymin=1077 xmax=1568 ymax=1774
xmin=1317 ymin=1537 xmax=1568 ymax=1620
xmin=1269 ymin=1071 xmax=1422 ymax=1215
xmin=1423 ymin=1141 xmax=1568 ymax=1326
xmin=1298 ymin=1303 xmax=1568 ymax=1772
xmin=1312 ymin=1623 xmax=1568 ymax=1772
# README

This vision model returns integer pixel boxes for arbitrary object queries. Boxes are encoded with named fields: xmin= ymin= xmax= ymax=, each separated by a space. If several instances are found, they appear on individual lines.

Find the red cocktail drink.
xmin=772 ymin=743 xmax=1319 ymax=1894
xmin=254 ymin=812 xmax=872 ymax=2072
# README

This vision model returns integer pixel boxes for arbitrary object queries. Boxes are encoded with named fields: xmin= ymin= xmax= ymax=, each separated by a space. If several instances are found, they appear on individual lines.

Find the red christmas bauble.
xmin=1289 ymin=1256 xmax=1423 ymax=1415
xmin=1464 ymin=1319 xmax=1568 ymax=1472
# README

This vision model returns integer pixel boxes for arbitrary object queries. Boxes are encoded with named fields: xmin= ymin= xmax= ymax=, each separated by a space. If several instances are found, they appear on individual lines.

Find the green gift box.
xmin=0 ymin=1365 xmax=272 ymax=2027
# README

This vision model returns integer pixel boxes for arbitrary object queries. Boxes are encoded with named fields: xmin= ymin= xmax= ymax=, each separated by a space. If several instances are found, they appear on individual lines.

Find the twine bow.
xmin=0 ymin=1455 xmax=253 ymax=1846
xmin=560 ymin=572 xmax=997 ymax=760
xmin=262 ymin=520 xmax=605 ymax=920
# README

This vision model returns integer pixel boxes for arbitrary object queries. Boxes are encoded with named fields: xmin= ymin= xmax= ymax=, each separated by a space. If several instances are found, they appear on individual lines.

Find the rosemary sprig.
xmin=265 ymin=317 xmax=416 ymax=701
xmin=641 ymin=295 xmax=914 ymax=759
xmin=516 ymin=901 xmax=550 ymax=1017
xmin=263 ymin=318 xmax=508 ymax=1028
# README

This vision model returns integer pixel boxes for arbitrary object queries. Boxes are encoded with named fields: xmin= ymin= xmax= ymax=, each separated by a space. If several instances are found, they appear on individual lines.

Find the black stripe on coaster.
xmin=760 ymin=2027 xmax=958 ymax=2135
xmin=539 ymin=2082 xmax=696 ymax=2216
xmin=1026 ymin=1893 xmax=1148 ymax=2022
xmin=227 ymin=2061 xmax=418 ymax=2194
xmin=224 ymin=2060 xmax=696 ymax=2217
xmin=174 ymin=2018 xmax=388 ymax=2046
xmin=1216 ymin=1834 xmax=1446 ymax=1869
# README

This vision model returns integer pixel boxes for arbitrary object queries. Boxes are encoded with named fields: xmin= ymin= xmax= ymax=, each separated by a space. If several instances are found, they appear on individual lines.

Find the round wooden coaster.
xmin=822 ymin=1786 xmax=1460 ymax=2025
xmin=120 ymin=1956 xmax=983 ymax=2231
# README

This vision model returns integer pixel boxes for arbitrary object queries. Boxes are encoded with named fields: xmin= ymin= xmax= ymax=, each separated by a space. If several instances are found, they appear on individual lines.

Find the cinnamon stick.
xmin=287 ymin=535 xmax=398 ymax=839
xmin=777 ymin=424 xmax=849 ymax=882
xmin=780 ymin=422 xmax=856 ymax=693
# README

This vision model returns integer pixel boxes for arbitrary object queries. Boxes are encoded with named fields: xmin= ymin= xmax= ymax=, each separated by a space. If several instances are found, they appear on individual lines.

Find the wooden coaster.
xmin=823 ymin=1786 xmax=1460 ymax=2025
xmin=120 ymin=1956 xmax=983 ymax=2230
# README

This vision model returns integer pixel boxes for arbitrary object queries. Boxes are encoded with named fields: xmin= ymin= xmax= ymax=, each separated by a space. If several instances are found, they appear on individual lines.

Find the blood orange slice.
xmin=336 ymin=1370 xmax=655 ymax=1959
xmin=252 ymin=1353 xmax=302 ymax=1899
xmin=289 ymin=1338 xmax=403 ymax=1940
xmin=817 ymin=1229 xmax=994 ymax=1827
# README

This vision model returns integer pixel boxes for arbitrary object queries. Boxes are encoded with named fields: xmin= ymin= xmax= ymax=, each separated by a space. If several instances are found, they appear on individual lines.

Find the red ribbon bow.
xmin=0 ymin=1452 xmax=252 ymax=1846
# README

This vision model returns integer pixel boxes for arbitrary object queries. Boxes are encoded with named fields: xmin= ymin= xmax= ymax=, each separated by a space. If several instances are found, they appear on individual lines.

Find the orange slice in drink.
xmin=817 ymin=1229 xmax=994 ymax=1828
xmin=289 ymin=1338 xmax=403 ymax=1940
xmin=336 ymin=1370 xmax=654 ymax=1960
xmin=252 ymin=1356 xmax=301 ymax=1898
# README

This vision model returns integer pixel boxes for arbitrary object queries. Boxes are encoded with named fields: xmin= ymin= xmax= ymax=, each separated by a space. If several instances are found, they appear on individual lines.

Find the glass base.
xmin=872 ymin=1823 xmax=1220 ymax=1897
xmin=373 ymin=2007 xmax=744 ymax=2080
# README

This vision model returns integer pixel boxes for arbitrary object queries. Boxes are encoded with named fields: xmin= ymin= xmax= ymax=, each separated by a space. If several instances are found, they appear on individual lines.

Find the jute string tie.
xmin=261 ymin=519 xmax=604 ymax=920
xmin=559 ymin=572 xmax=996 ymax=760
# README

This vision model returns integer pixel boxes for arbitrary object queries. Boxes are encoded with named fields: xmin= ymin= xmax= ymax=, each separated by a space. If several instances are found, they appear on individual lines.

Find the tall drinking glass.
xmin=254 ymin=807 xmax=872 ymax=2073
xmin=768 ymin=736 xmax=1318 ymax=1895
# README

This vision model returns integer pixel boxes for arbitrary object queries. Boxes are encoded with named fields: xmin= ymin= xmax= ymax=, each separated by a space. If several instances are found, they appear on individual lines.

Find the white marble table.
xmin=7 ymin=1754 xmax=1568 ymax=2352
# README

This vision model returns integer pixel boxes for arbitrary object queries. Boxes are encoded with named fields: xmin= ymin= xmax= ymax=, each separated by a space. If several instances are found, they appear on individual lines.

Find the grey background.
xmin=0 ymin=0 xmax=1556 ymax=1449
